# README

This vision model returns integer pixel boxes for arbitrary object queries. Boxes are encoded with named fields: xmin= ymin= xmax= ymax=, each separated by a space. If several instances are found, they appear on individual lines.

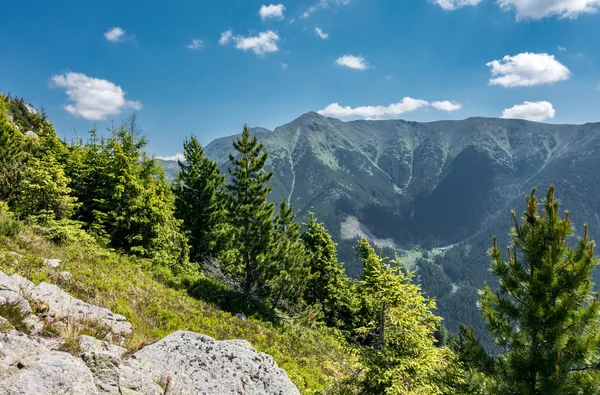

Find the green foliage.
xmin=0 ymin=299 xmax=30 ymax=333
xmin=267 ymin=200 xmax=310 ymax=313
xmin=174 ymin=135 xmax=225 ymax=261
xmin=301 ymin=213 xmax=354 ymax=329
xmin=355 ymin=239 xmax=465 ymax=395
xmin=13 ymin=154 xmax=78 ymax=221
xmin=220 ymin=124 xmax=275 ymax=299
xmin=0 ymin=94 xmax=26 ymax=204
xmin=480 ymin=186 xmax=600 ymax=394
xmin=66 ymin=124 xmax=188 ymax=269
xmin=0 ymin=202 xmax=21 ymax=237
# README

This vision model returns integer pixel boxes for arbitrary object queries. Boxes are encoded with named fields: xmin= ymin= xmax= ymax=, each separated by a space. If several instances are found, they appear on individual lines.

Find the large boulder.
xmin=0 ymin=332 xmax=99 ymax=395
xmin=119 ymin=331 xmax=300 ymax=395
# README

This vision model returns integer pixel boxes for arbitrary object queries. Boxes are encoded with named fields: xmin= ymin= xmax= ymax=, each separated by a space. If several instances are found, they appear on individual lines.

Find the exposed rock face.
xmin=0 ymin=332 xmax=99 ymax=395
xmin=119 ymin=331 xmax=300 ymax=395
xmin=30 ymin=282 xmax=132 ymax=337
xmin=0 ymin=270 xmax=300 ymax=394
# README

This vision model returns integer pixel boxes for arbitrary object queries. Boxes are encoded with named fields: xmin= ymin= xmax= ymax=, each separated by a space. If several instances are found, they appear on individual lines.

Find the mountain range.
xmin=160 ymin=112 xmax=600 ymax=347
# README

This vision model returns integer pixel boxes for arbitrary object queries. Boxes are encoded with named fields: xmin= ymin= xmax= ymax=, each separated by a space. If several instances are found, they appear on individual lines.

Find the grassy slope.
xmin=0 ymin=227 xmax=358 ymax=394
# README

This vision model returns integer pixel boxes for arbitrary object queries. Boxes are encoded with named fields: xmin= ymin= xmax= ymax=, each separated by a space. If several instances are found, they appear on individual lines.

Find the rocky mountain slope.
xmin=166 ymin=112 xmax=600 ymax=346
xmin=0 ymin=266 xmax=298 ymax=394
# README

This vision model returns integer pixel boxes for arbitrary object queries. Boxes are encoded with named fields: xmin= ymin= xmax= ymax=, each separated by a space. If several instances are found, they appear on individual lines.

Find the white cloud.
xmin=431 ymin=100 xmax=463 ymax=111
xmin=497 ymin=0 xmax=600 ymax=19
xmin=50 ymin=72 xmax=142 ymax=121
xmin=487 ymin=52 xmax=571 ymax=87
xmin=301 ymin=0 xmax=352 ymax=19
xmin=430 ymin=0 xmax=482 ymax=10
xmin=104 ymin=27 xmax=128 ymax=42
xmin=233 ymin=31 xmax=280 ymax=56
xmin=186 ymin=39 xmax=204 ymax=50
xmin=157 ymin=153 xmax=185 ymax=162
xmin=219 ymin=29 xmax=233 ymax=45
xmin=281 ymin=63 xmax=289 ymax=69
xmin=558 ymin=46 xmax=568 ymax=51
xmin=501 ymin=101 xmax=556 ymax=121
xmin=317 ymin=97 xmax=460 ymax=120
xmin=259 ymin=4 xmax=286 ymax=21
xmin=336 ymin=55 xmax=370 ymax=70
xmin=315 ymin=27 xmax=329 ymax=39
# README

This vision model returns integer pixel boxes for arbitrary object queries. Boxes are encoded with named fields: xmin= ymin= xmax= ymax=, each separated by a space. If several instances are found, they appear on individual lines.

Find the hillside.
xmin=165 ymin=112 xmax=600 ymax=346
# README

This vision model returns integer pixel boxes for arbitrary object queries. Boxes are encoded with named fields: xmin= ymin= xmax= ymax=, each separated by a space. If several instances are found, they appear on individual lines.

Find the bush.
xmin=0 ymin=202 xmax=21 ymax=237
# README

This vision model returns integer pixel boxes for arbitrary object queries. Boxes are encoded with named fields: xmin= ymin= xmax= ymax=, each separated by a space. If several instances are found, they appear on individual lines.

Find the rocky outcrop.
xmin=119 ymin=331 xmax=300 ymax=395
xmin=30 ymin=282 xmax=132 ymax=337
xmin=0 ymin=270 xmax=300 ymax=394
xmin=0 ymin=332 xmax=99 ymax=395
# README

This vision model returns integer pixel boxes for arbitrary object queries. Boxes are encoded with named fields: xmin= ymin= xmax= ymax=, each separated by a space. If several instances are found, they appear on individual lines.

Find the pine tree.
xmin=480 ymin=186 xmax=600 ymax=394
xmin=222 ymin=124 xmax=275 ymax=300
xmin=268 ymin=200 xmax=309 ymax=313
xmin=14 ymin=154 xmax=78 ymax=221
xmin=174 ymin=135 xmax=224 ymax=262
xmin=0 ymin=94 xmax=26 ymax=203
xmin=301 ymin=213 xmax=353 ymax=328
xmin=355 ymin=238 xmax=465 ymax=395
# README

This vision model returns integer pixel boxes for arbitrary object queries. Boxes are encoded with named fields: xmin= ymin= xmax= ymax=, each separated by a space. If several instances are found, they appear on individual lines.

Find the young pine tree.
xmin=268 ymin=200 xmax=310 ymax=313
xmin=355 ymin=239 xmax=465 ymax=395
xmin=301 ymin=213 xmax=353 ymax=328
xmin=174 ymin=135 xmax=224 ymax=262
xmin=0 ymin=94 xmax=26 ymax=203
xmin=222 ymin=124 xmax=275 ymax=300
xmin=480 ymin=186 xmax=600 ymax=394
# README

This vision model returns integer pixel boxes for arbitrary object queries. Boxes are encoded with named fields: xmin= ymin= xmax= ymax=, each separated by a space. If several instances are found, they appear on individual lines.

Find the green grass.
xmin=0 ymin=300 xmax=30 ymax=333
xmin=0 ymin=227 xmax=358 ymax=394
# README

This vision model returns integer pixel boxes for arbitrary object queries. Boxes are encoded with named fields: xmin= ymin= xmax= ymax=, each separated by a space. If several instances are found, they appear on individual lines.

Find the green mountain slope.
xmin=163 ymin=112 xmax=600 ymax=347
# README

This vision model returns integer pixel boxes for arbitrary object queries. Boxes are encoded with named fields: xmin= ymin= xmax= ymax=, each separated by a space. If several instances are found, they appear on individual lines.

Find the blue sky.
xmin=1 ymin=0 xmax=600 ymax=158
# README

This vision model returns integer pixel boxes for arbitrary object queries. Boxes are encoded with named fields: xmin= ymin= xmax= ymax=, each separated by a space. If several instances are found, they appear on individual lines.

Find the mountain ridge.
xmin=160 ymin=112 xmax=600 ymax=347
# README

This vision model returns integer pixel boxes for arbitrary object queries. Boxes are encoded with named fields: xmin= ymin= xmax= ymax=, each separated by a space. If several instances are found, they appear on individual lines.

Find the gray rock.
xmin=81 ymin=352 xmax=121 ymax=394
xmin=42 ymin=258 xmax=61 ymax=268
xmin=0 ymin=332 xmax=99 ymax=395
xmin=9 ymin=274 xmax=35 ymax=295
xmin=29 ymin=282 xmax=132 ymax=337
xmin=118 ymin=364 xmax=163 ymax=394
xmin=24 ymin=131 xmax=39 ymax=139
xmin=120 ymin=330 xmax=299 ymax=395
xmin=59 ymin=271 xmax=72 ymax=280
xmin=79 ymin=335 xmax=126 ymax=360
xmin=0 ymin=316 xmax=11 ymax=330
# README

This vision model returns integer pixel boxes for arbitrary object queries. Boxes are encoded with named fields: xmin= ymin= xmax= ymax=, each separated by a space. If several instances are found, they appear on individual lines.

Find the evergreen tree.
xmin=301 ymin=213 xmax=353 ymax=328
xmin=480 ymin=186 xmax=600 ymax=394
xmin=174 ymin=135 xmax=224 ymax=261
xmin=268 ymin=200 xmax=310 ymax=313
xmin=13 ymin=154 xmax=78 ymax=221
xmin=0 ymin=94 xmax=26 ymax=203
xmin=222 ymin=124 xmax=275 ymax=300
xmin=355 ymin=238 xmax=465 ymax=394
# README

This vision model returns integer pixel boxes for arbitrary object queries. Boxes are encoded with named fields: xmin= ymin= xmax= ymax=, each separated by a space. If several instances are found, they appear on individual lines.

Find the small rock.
xmin=59 ymin=271 xmax=72 ymax=280
xmin=24 ymin=130 xmax=39 ymax=139
xmin=0 ymin=316 xmax=11 ymax=330
xmin=43 ymin=259 xmax=61 ymax=268
xmin=235 ymin=312 xmax=247 ymax=321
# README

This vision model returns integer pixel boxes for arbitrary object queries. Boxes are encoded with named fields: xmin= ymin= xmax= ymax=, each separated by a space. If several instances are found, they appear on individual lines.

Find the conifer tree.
xmin=355 ymin=238 xmax=464 ymax=394
xmin=301 ymin=213 xmax=353 ymax=328
xmin=222 ymin=124 xmax=275 ymax=300
xmin=0 ymin=94 xmax=26 ymax=203
xmin=480 ymin=186 xmax=600 ymax=394
xmin=268 ymin=200 xmax=309 ymax=313
xmin=174 ymin=135 xmax=224 ymax=261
